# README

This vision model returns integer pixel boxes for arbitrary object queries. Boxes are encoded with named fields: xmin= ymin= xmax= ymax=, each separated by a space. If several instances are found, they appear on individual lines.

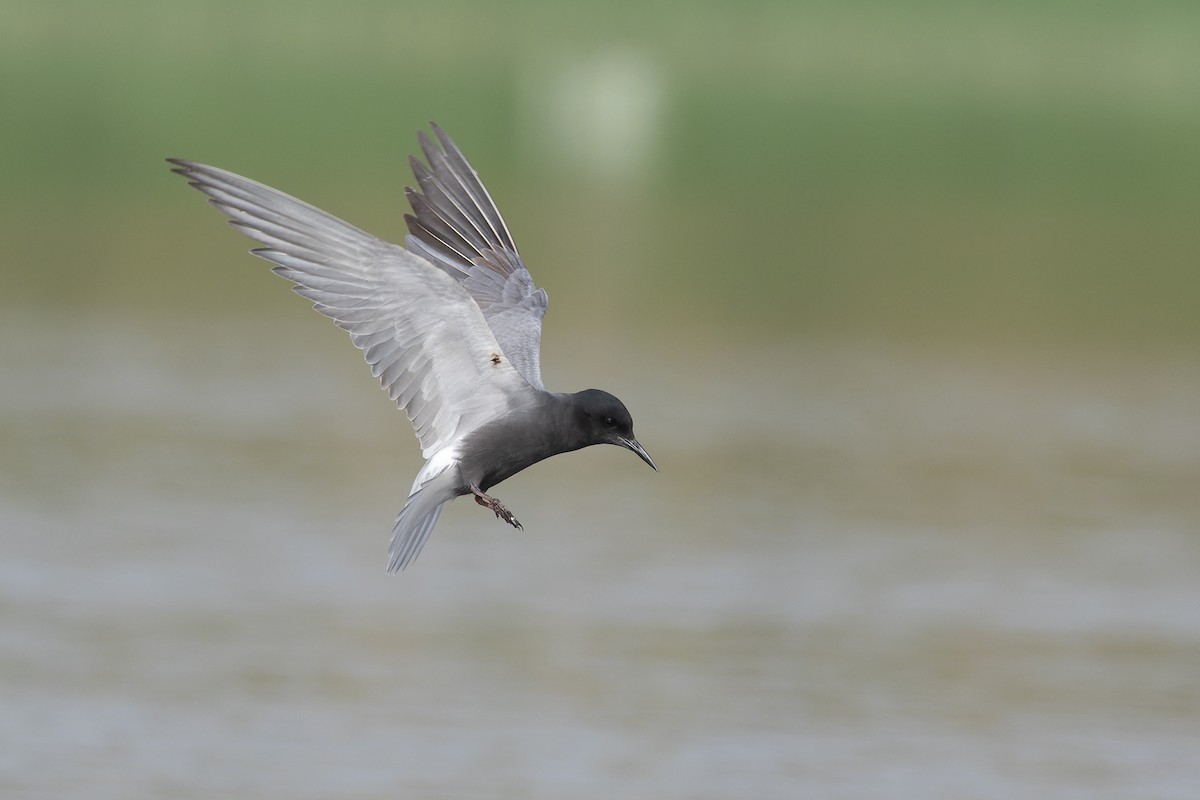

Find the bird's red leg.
xmin=468 ymin=484 xmax=523 ymax=530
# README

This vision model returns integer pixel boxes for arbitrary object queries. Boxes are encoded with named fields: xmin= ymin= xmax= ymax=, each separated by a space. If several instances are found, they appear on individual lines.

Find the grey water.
xmin=2 ymin=312 xmax=1198 ymax=799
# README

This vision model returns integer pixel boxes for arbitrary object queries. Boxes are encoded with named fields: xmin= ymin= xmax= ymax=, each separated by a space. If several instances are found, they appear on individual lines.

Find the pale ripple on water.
xmin=2 ymin=314 xmax=1199 ymax=799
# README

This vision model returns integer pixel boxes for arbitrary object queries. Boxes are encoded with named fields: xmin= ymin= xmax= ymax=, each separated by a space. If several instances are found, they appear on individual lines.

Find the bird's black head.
xmin=573 ymin=389 xmax=656 ymax=471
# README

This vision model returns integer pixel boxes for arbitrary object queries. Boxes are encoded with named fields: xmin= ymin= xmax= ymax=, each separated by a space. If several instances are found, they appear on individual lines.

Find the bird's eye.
xmin=604 ymin=416 xmax=616 ymax=427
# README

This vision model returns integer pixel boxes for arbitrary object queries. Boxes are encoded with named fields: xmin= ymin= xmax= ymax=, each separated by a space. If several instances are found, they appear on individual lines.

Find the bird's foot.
xmin=469 ymin=484 xmax=523 ymax=530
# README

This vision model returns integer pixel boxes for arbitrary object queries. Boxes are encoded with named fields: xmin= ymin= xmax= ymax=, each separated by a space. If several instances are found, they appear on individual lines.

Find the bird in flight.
xmin=168 ymin=123 xmax=655 ymax=572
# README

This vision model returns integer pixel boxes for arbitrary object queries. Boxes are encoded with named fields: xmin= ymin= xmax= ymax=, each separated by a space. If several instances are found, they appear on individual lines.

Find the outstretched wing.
xmin=403 ymin=123 xmax=549 ymax=390
xmin=168 ymin=158 xmax=534 ymax=458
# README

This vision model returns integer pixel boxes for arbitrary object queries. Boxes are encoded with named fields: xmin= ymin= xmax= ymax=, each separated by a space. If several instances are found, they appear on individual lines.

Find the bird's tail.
xmin=387 ymin=492 xmax=446 ymax=573
xmin=387 ymin=463 xmax=460 ymax=573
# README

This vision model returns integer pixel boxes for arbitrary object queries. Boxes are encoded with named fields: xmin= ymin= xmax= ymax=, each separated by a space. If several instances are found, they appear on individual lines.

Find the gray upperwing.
xmin=404 ymin=123 xmax=549 ymax=390
xmin=168 ymin=157 xmax=533 ymax=459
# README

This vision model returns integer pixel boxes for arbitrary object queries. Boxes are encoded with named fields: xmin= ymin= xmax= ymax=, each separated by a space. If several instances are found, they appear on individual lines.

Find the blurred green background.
xmin=5 ymin=0 xmax=1198 ymax=349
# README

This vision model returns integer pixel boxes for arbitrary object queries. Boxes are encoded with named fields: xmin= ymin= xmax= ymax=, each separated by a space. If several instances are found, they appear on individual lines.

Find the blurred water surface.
xmin=2 ymin=312 xmax=1197 ymax=799
xmin=4 ymin=1 xmax=1200 ymax=796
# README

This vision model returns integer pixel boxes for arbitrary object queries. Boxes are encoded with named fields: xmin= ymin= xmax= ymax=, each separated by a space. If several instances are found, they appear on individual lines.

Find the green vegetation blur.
xmin=4 ymin=1 xmax=1198 ymax=349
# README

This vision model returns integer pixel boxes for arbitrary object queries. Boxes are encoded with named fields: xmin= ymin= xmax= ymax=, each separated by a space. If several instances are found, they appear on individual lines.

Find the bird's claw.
xmin=492 ymin=503 xmax=523 ymax=530
xmin=470 ymin=485 xmax=522 ymax=530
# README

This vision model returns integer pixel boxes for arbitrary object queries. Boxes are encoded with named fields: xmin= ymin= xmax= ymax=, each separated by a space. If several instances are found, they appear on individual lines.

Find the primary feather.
xmin=404 ymin=123 xmax=549 ymax=390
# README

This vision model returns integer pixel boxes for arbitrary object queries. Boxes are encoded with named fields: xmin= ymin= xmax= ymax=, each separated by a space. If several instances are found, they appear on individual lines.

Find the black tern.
xmin=168 ymin=123 xmax=655 ymax=572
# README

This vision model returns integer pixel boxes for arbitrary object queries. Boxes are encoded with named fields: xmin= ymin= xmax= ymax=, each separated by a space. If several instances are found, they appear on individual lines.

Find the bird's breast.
xmin=456 ymin=399 xmax=581 ymax=492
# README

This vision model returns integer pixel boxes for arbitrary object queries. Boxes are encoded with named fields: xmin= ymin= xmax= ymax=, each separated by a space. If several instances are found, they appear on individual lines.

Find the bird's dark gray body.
xmin=169 ymin=124 xmax=654 ymax=572
xmin=457 ymin=392 xmax=575 ymax=493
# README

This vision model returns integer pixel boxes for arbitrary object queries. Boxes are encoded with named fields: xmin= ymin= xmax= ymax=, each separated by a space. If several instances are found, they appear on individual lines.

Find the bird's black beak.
xmin=617 ymin=436 xmax=657 ymax=471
